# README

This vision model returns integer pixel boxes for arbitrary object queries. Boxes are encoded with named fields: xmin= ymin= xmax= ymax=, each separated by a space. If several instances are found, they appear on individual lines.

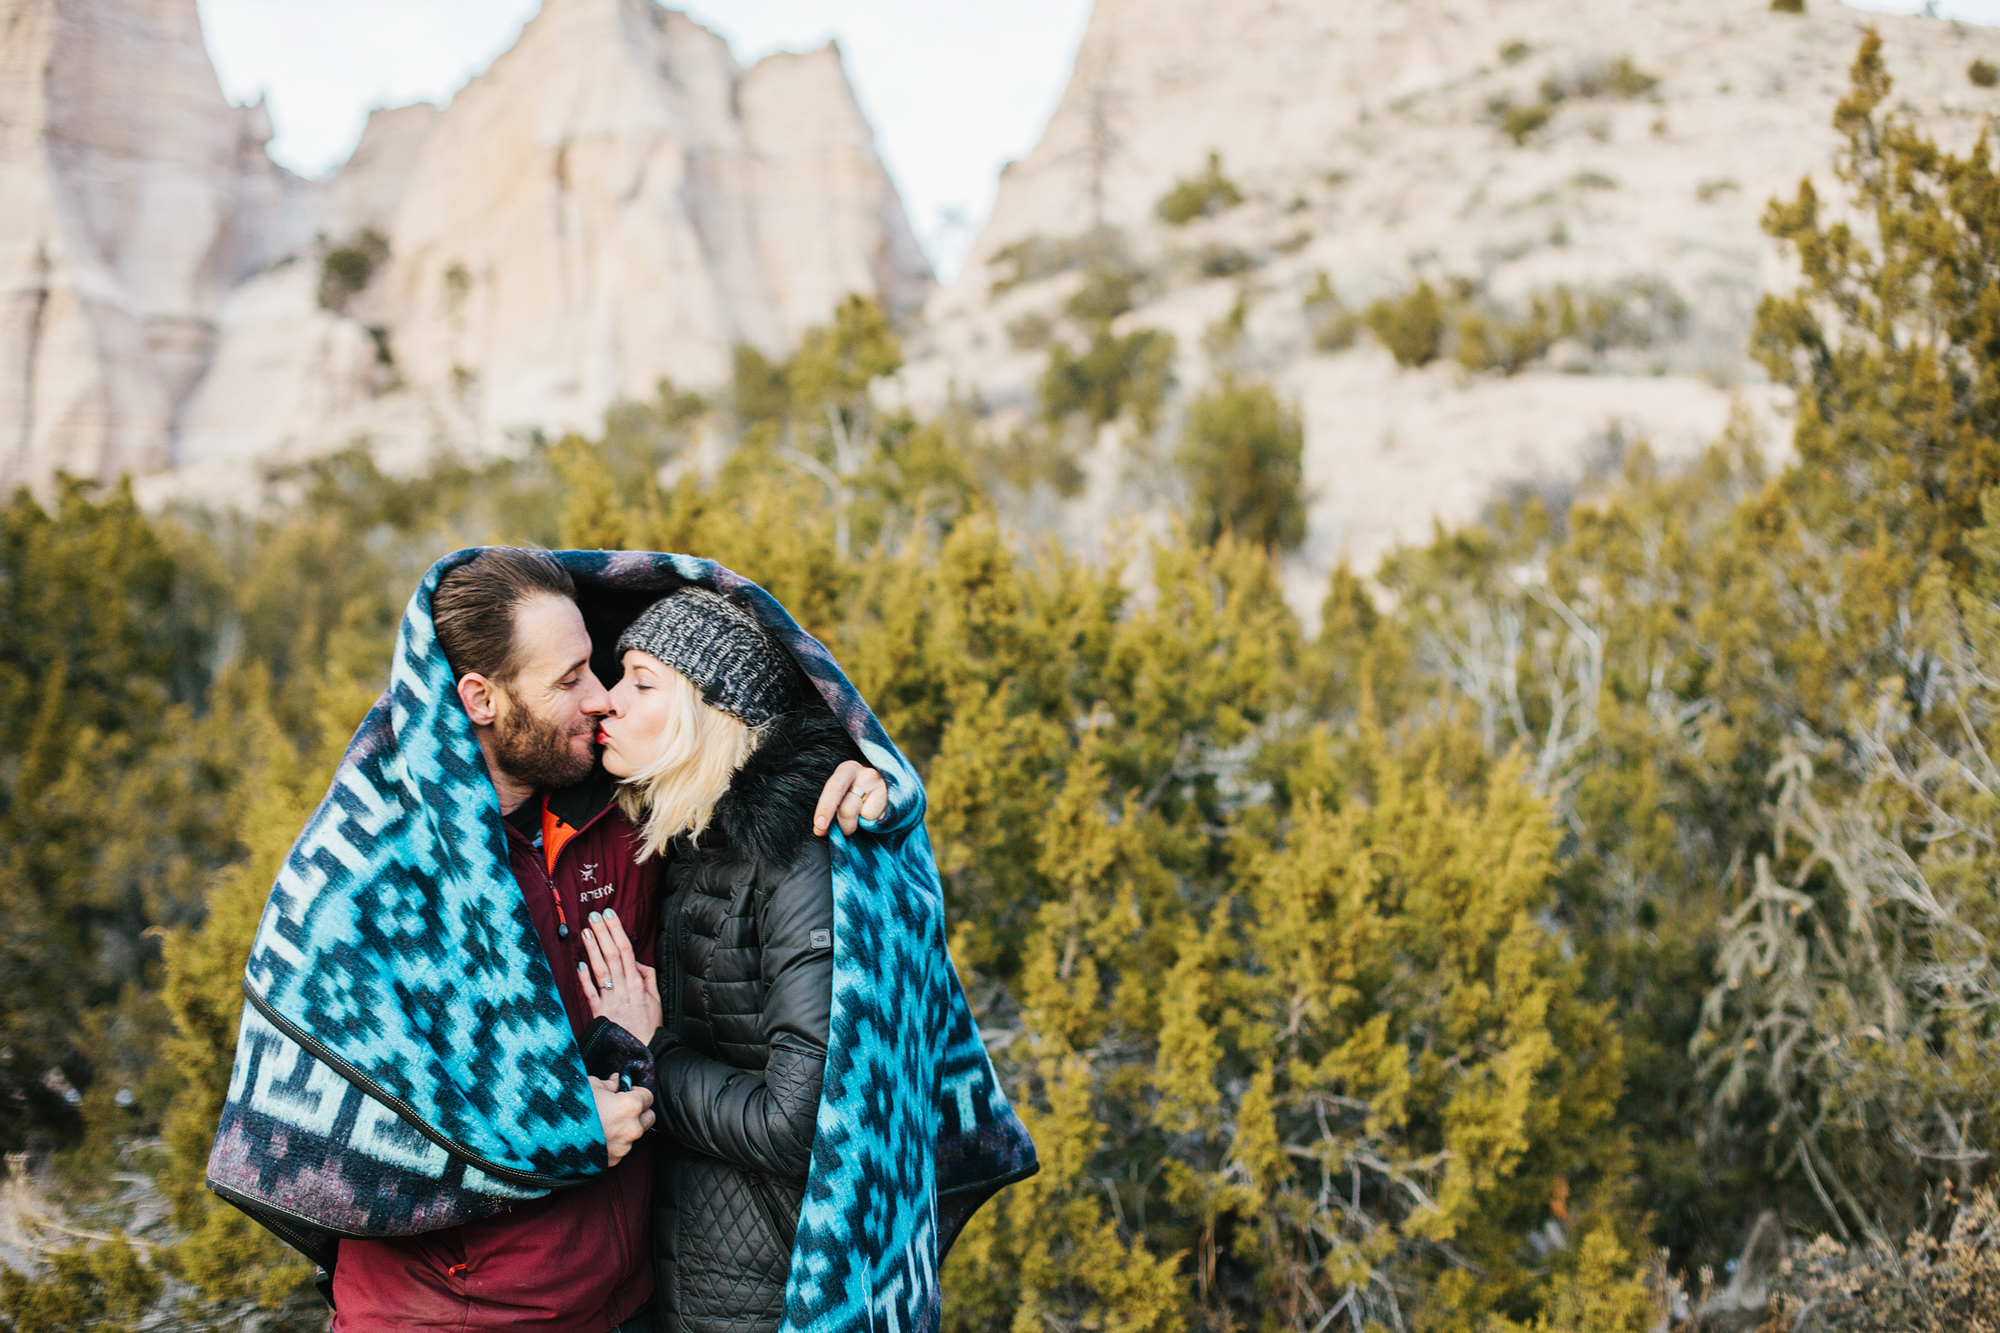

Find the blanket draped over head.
xmin=209 ymin=549 xmax=1038 ymax=1332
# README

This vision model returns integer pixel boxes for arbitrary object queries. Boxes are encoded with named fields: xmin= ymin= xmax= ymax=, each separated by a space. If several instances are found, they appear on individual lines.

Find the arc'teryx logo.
xmin=578 ymin=861 xmax=614 ymax=905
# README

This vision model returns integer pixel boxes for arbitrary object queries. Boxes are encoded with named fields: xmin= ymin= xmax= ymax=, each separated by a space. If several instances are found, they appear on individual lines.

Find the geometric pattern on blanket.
xmin=208 ymin=549 xmax=1037 ymax=1333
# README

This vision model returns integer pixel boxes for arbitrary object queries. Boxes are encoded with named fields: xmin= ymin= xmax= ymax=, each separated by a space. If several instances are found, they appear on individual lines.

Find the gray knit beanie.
xmin=616 ymin=588 xmax=794 ymax=728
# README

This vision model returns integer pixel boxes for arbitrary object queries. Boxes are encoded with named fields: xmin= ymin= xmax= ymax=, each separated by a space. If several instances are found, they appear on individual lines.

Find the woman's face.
xmin=599 ymin=650 xmax=695 ymax=778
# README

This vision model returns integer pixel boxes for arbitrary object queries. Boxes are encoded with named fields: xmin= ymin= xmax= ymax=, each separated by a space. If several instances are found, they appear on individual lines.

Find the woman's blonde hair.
xmin=616 ymin=666 xmax=761 ymax=862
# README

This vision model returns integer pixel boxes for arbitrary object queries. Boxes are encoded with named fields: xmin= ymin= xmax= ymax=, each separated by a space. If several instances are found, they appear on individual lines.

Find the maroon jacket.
xmin=333 ymin=772 xmax=659 ymax=1333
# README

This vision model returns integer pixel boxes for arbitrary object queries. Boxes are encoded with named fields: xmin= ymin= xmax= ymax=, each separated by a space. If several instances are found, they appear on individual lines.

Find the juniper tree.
xmin=1694 ymin=30 xmax=2000 ymax=1241
xmin=1178 ymin=377 xmax=1307 ymax=552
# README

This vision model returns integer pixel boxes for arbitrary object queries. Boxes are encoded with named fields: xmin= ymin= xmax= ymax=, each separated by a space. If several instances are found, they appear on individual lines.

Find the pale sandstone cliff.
xmin=166 ymin=0 xmax=929 ymax=493
xmin=2 ymin=0 xmax=926 ymax=494
xmin=0 ymin=0 xmax=308 ymax=489
xmin=324 ymin=103 xmax=439 ymax=240
xmin=901 ymin=0 xmax=2000 ymax=610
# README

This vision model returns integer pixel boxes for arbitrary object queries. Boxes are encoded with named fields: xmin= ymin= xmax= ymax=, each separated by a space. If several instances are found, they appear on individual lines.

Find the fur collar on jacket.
xmin=701 ymin=704 xmax=863 ymax=867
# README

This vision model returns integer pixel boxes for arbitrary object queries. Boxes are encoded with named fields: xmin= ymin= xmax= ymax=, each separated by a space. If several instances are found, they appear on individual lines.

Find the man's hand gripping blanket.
xmin=206 ymin=549 xmax=1038 ymax=1331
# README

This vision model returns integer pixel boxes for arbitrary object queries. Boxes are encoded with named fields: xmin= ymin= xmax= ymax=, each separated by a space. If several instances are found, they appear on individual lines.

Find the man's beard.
xmin=493 ymin=689 xmax=597 ymax=791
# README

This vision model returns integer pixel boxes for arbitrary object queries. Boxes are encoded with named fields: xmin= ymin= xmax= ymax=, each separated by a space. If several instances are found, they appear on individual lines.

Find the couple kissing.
xmin=205 ymin=547 xmax=1037 ymax=1333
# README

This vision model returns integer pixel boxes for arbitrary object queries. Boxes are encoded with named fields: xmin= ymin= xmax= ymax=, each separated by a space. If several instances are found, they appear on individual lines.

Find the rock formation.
xmin=0 ymin=0 xmax=308 ymax=489
xmin=15 ymin=0 xmax=1998 ymax=578
xmin=324 ymin=103 xmax=439 ymax=241
xmin=902 ymin=0 xmax=2000 ymax=605
xmin=1 ymin=0 xmax=927 ymax=495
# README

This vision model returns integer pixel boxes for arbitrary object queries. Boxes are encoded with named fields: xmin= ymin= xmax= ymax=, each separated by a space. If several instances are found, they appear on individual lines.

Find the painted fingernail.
xmin=605 ymin=908 xmax=618 ymax=921
xmin=589 ymin=911 xmax=602 ymax=923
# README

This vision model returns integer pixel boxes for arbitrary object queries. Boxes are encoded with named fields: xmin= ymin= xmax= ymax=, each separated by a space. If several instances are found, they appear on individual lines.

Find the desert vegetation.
xmin=1353 ymin=275 xmax=1690 ymax=374
xmin=313 ymin=229 xmax=388 ymax=315
xmin=1156 ymin=153 xmax=1247 ymax=227
xmin=1 ymin=32 xmax=1998 ymax=1333
xmin=1302 ymin=273 xmax=1364 ymax=352
xmin=1486 ymin=53 xmax=1661 ymax=145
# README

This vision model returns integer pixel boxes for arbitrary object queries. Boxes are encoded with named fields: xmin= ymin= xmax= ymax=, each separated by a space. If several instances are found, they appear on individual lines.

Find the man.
xmin=330 ymin=548 xmax=884 ymax=1331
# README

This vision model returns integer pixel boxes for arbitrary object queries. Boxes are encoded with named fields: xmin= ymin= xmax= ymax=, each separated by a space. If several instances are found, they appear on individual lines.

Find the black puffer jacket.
xmin=646 ymin=706 xmax=858 ymax=1333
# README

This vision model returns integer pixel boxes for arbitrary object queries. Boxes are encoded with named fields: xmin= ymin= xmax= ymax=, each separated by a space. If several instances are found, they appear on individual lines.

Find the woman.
xmin=575 ymin=586 xmax=861 ymax=1333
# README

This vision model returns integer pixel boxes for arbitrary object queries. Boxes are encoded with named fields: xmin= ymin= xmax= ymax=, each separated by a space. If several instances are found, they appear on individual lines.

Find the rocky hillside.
xmin=12 ymin=0 xmax=1999 ymax=585
xmin=901 ymin=0 xmax=2000 ymax=605
xmin=0 ymin=0 xmax=927 ymax=495
xmin=0 ymin=0 xmax=309 ymax=488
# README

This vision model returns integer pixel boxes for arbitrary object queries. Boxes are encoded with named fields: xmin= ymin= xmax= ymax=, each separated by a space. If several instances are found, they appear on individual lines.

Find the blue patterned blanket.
xmin=208 ymin=549 xmax=1037 ymax=1331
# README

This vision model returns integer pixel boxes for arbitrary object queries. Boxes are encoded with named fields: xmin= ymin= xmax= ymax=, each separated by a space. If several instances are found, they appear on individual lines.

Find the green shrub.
xmin=731 ymin=343 xmax=790 ymax=424
xmin=992 ymin=233 xmax=1088 ymax=296
xmin=986 ymin=232 xmax=1119 ymax=297
xmin=1155 ymin=152 xmax=1245 ymax=226
xmin=987 ymin=235 xmax=1062 ymax=296
xmin=1456 ymin=300 xmax=1558 ymax=375
xmin=1493 ymin=96 xmax=1554 ymax=144
xmin=316 ymin=229 xmax=388 ymax=313
xmin=1542 ymin=56 xmax=1659 ymax=103
xmin=1971 ymin=58 xmax=1998 ymax=88
xmin=1771 ymin=0 xmax=1805 ymax=12
xmin=1695 ymin=30 xmax=2000 ymax=1242
xmin=789 ymin=293 xmax=904 ymax=416
xmin=1006 ymin=311 xmax=1055 ymax=351
xmin=1064 ymin=263 xmax=1146 ymax=326
xmin=1201 ymin=293 xmax=1248 ymax=365
xmin=1537 ymin=1226 xmax=1656 ymax=1333
xmin=1450 ymin=278 xmax=1688 ymax=374
xmin=1500 ymin=39 xmax=1532 ymax=65
xmin=1364 ymin=281 xmax=1448 ymax=366
xmin=1605 ymin=56 xmax=1661 ymax=97
xmin=1040 ymin=327 xmax=1177 ymax=433
xmin=1335 ymin=274 xmax=1700 ymax=376
xmin=0 ymin=1239 xmax=160 ymax=1333
xmin=1194 ymin=243 xmax=1253 ymax=279
xmin=442 ymin=261 xmax=472 ymax=306
xmin=984 ymin=427 xmax=1088 ymax=498
xmin=1302 ymin=272 xmax=1361 ymax=352
xmin=1178 ymin=377 xmax=1306 ymax=549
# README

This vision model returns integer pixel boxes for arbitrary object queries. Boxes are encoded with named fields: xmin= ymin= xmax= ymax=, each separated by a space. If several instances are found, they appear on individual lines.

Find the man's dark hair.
xmin=432 ymin=549 xmax=577 ymax=683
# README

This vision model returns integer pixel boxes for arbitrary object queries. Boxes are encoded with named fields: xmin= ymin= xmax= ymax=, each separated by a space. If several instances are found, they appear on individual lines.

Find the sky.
xmin=195 ymin=0 xmax=1094 ymax=280
xmin=1850 ymin=0 xmax=2000 ymax=20
xmin=196 ymin=0 xmax=1997 ymax=282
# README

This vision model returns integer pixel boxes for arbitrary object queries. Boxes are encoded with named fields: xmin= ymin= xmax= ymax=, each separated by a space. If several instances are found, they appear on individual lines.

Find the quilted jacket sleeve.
xmin=649 ymin=839 xmax=832 ymax=1182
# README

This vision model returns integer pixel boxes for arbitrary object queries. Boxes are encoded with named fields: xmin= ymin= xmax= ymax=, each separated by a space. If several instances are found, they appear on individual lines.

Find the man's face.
xmin=489 ymin=595 xmax=611 ymax=790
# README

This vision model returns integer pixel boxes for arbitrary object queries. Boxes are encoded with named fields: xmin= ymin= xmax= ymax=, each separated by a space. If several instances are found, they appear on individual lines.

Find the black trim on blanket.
xmin=208 ymin=1182 xmax=345 ymax=1311
xmin=936 ymin=1161 xmax=1040 ymax=1249
xmin=209 ymin=1177 xmax=359 ymax=1250
xmin=240 ymin=984 xmax=596 ymax=1192
xmin=939 ymin=1160 xmax=1041 ymax=1199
